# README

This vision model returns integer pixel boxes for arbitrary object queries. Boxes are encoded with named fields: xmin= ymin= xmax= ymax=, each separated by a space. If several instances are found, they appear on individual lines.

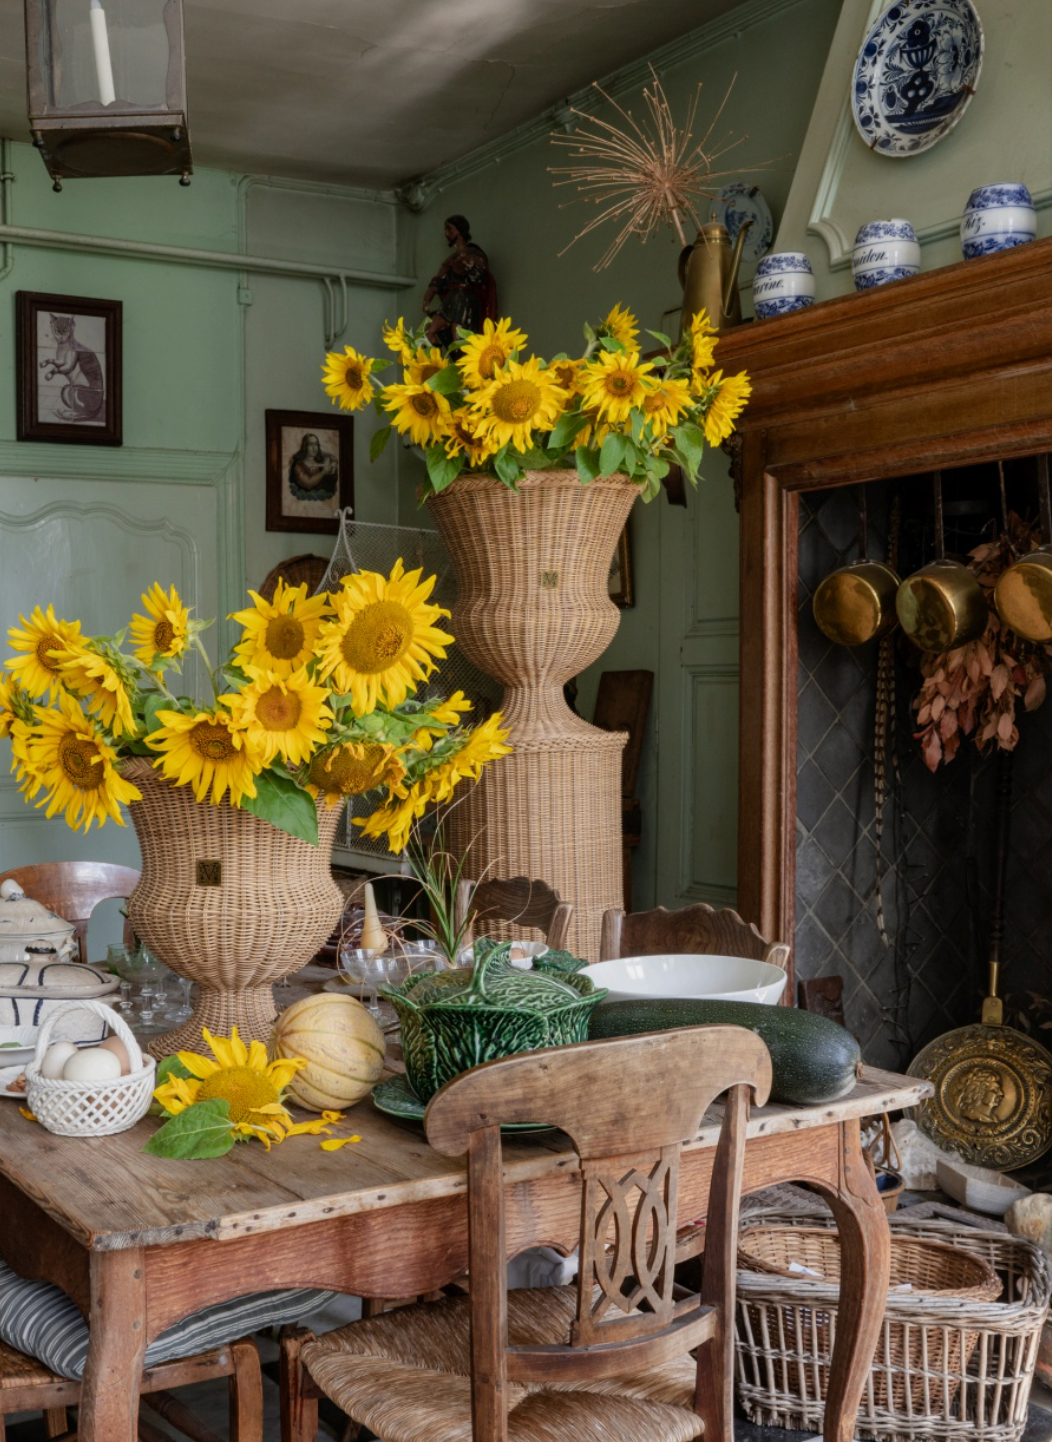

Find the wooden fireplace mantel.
xmin=713 ymin=237 xmax=1052 ymax=976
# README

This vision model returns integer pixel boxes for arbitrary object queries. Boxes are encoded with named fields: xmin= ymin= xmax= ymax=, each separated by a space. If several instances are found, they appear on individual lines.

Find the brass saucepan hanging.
xmin=994 ymin=454 xmax=1052 ymax=642
xmin=812 ymin=488 xmax=900 ymax=647
xmin=896 ymin=472 xmax=988 ymax=652
xmin=907 ymin=752 xmax=1052 ymax=1170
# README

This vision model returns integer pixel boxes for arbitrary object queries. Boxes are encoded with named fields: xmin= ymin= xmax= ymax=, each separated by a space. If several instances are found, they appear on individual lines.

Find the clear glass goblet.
xmin=337 ymin=945 xmax=389 ymax=1022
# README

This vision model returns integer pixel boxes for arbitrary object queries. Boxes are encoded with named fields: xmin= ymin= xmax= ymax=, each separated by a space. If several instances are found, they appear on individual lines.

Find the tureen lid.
xmin=0 ymin=880 xmax=77 ymax=942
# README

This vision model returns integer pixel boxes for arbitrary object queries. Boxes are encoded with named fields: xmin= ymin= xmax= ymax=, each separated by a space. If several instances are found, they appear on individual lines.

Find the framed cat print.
xmin=265 ymin=409 xmax=354 ymax=534
xmin=16 ymin=292 xmax=122 ymax=445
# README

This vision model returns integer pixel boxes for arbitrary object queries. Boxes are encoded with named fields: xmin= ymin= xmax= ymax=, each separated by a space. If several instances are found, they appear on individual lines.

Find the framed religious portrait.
xmin=265 ymin=409 xmax=354 ymax=534
xmin=608 ymin=521 xmax=634 ymax=608
xmin=16 ymin=291 xmax=122 ymax=445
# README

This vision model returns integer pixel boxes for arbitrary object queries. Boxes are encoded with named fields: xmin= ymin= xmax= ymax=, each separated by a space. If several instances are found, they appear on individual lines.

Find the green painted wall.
xmin=0 ymin=144 xmax=415 ymax=888
xmin=402 ymin=0 xmax=843 ymax=910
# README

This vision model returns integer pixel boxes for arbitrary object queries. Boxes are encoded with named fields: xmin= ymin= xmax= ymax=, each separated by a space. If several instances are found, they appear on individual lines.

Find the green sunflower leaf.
xmin=599 ymin=432 xmax=627 ymax=476
xmin=240 ymin=769 xmax=319 ymax=845
xmin=425 ymin=446 xmax=461 ymax=493
xmin=369 ymin=426 xmax=392 ymax=461
xmin=494 ymin=448 xmax=524 ymax=487
xmin=427 ymin=365 xmax=462 ymax=396
xmin=575 ymin=446 xmax=601 ymax=484
xmin=672 ymin=421 xmax=705 ymax=478
xmin=156 ymin=1054 xmax=193 ymax=1089
xmin=599 ymin=335 xmax=625 ymax=353
xmin=142 ymin=1099 xmax=236 ymax=1159
xmin=548 ymin=410 xmax=588 ymax=449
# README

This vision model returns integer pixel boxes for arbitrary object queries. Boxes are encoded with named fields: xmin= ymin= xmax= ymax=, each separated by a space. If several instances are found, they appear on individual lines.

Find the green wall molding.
xmin=0 ymin=441 xmax=236 ymax=484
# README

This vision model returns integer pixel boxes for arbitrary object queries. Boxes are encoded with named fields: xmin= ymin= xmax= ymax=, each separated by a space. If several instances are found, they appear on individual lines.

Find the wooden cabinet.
xmin=714 ymin=237 xmax=1052 ymax=992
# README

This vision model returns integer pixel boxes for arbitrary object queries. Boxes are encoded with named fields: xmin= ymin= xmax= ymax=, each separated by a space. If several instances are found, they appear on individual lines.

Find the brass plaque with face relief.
xmin=908 ymin=1024 xmax=1052 ymax=1171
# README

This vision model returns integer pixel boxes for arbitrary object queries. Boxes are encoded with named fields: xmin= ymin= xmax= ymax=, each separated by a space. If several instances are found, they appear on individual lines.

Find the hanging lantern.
xmin=24 ymin=0 xmax=192 ymax=190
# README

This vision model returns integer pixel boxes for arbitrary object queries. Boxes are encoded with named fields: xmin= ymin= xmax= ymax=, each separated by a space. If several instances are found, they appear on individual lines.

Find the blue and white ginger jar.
xmin=752 ymin=252 xmax=815 ymax=320
xmin=852 ymin=220 xmax=921 ymax=291
xmin=961 ymin=184 xmax=1036 ymax=259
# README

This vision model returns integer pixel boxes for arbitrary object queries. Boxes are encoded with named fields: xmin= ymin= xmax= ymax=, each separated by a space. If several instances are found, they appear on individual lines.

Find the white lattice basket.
xmin=25 ymin=999 xmax=156 ymax=1136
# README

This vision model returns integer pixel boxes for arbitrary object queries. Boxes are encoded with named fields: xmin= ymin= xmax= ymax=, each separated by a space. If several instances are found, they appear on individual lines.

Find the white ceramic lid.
xmin=0 ymin=889 xmax=77 ymax=958
xmin=0 ymin=959 xmax=119 ymax=998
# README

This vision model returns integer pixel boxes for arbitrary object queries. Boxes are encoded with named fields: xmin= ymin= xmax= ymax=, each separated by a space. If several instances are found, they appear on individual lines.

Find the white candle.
xmin=360 ymin=882 xmax=388 ymax=955
xmin=89 ymin=0 xmax=116 ymax=106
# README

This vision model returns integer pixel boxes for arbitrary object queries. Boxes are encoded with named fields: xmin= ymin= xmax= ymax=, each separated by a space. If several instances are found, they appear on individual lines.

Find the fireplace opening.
xmin=795 ymin=455 xmax=1052 ymax=1073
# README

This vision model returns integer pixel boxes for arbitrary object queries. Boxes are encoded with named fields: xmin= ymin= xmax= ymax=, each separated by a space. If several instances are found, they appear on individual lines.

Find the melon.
xmin=270 ymin=993 xmax=385 ymax=1112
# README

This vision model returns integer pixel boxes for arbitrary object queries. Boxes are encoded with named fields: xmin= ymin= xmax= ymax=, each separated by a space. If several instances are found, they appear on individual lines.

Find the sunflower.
xmin=0 ymin=675 xmax=32 ymax=741
xmin=230 ymin=580 xmax=332 ymax=679
xmin=412 ymin=689 xmax=473 ymax=749
xmin=580 ymin=350 xmax=657 ymax=425
xmin=129 ymin=583 xmax=190 ymax=667
xmin=457 ymin=317 xmax=528 ymax=391
xmin=306 ymin=740 xmax=406 ymax=804
xmin=382 ymin=318 xmax=414 ymax=364
xmin=600 ymin=303 xmax=639 ymax=351
xmin=223 ymin=667 xmax=333 ymax=768
xmin=642 ymin=376 xmax=694 ymax=435
xmin=444 ymin=408 xmax=498 ymax=469
xmin=383 ymin=381 xmax=454 ymax=447
xmin=470 ymin=356 xmax=567 ymax=454
xmin=53 ymin=643 xmax=137 ymax=739
xmin=23 ymin=691 xmax=141 ymax=832
xmin=145 ymin=707 xmax=264 ymax=806
xmin=405 ymin=345 xmax=446 ymax=386
xmin=355 ymin=783 xmax=429 ymax=853
xmin=419 ymin=713 xmax=512 ymax=804
xmin=571 ymin=407 xmax=612 ymax=452
xmin=701 ymin=369 xmax=753 ymax=447
xmin=154 ymin=1027 xmax=338 ymax=1149
xmin=6 ymin=605 xmax=83 ymax=701
xmin=322 ymin=346 xmax=376 ymax=411
xmin=689 ymin=309 xmax=719 ymax=385
xmin=550 ymin=358 xmax=585 ymax=397
xmin=316 ymin=560 xmax=454 ymax=715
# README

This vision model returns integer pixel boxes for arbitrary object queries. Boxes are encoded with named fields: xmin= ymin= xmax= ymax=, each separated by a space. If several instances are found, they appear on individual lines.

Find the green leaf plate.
xmin=371 ymin=1075 xmax=554 ymax=1135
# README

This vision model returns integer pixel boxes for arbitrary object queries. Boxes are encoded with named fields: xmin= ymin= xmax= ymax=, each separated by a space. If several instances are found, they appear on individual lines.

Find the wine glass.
xmin=337 ymin=945 xmax=389 ymax=1023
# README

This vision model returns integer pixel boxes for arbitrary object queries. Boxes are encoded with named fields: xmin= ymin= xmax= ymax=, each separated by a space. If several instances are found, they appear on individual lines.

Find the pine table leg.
xmin=79 ymin=1249 xmax=147 ymax=1442
xmin=813 ymin=1120 xmax=890 ymax=1442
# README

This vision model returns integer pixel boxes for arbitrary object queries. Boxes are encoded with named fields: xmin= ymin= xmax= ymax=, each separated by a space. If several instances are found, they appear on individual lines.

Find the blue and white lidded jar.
xmin=851 ymin=220 xmax=921 ymax=291
xmin=961 ymin=183 xmax=1036 ymax=259
xmin=752 ymin=252 xmax=815 ymax=320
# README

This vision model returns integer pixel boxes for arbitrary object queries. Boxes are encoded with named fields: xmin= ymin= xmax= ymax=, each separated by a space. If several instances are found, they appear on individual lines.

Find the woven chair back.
xmin=425 ymin=1028 xmax=771 ymax=1419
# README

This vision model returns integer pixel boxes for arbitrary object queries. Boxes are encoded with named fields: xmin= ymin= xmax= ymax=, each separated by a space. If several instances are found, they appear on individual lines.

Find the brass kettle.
xmin=679 ymin=216 xmax=752 ymax=335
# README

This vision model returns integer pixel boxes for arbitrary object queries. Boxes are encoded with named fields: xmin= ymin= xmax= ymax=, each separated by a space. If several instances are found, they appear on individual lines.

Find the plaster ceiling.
xmin=0 ymin=0 xmax=748 ymax=189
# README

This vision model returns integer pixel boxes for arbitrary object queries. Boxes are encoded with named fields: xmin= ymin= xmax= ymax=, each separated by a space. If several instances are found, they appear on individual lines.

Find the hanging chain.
xmin=873 ymin=493 xmax=902 ymax=949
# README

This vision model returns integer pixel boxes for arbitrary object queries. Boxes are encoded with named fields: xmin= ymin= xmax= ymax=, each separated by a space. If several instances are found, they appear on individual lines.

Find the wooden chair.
xmin=454 ymin=876 xmax=573 ymax=952
xmin=280 ymin=1026 xmax=772 ymax=1442
xmin=600 ymin=901 xmax=790 ymax=970
xmin=0 ymin=1335 xmax=263 ymax=1442
xmin=0 ymin=862 xmax=140 ymax=964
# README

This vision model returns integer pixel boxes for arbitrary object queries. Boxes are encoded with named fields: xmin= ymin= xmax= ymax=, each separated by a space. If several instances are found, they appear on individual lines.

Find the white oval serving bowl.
xmin=581 ymin=954 xmax=788 ymax=1005
xmin=0 ymin=1025 xmax=39 ymax=1068
xmin=935 ymin=1155 xmax=1030 ymax=1216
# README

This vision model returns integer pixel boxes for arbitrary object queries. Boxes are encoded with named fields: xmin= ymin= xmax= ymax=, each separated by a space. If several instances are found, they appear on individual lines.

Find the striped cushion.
xmin=0 ymin=1258 xmax=336 ymax=1381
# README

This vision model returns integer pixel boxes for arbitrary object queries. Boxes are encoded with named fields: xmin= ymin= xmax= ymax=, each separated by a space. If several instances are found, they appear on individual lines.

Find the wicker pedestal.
xmin=123 ymin=759 xmax=344 ymax=1057
xmin=428 ymin=471 xmax=635 ymax=962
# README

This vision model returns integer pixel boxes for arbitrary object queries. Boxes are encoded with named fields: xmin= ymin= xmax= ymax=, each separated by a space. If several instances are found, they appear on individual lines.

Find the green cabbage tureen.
xmin=382 ymin=939 xmax=607 ymax=1103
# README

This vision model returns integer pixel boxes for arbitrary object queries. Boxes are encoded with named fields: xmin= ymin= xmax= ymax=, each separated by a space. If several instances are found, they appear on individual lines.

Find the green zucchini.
xmin=588 ymin=998 xmax=862 ymax=1106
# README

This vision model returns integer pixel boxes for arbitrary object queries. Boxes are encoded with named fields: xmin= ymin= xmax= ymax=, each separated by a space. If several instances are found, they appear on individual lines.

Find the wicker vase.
xmin=427 ymin=470 xmax=635 ymax=961
xmin=123 ymin=758 xmax=344 ymax=1057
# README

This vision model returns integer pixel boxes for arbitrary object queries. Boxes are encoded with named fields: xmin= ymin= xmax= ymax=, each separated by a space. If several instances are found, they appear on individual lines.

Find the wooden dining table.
xmin=0 ymin=1062 xmax=931 ymax=1442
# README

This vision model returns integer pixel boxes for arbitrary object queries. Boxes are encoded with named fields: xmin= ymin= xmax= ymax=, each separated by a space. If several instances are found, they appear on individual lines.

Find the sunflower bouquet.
xmin=322 ymin=303 xmax=751 ymax=501
xmin=1 ymin=564 xmax=510 ymax=849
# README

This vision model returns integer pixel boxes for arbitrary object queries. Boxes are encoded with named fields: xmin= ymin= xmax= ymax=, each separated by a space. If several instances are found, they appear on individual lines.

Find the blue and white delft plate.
xmin=852 ymin=0 xmax=984 ymax=157
xmin=719 ymin=183 xmax=773 ymax=262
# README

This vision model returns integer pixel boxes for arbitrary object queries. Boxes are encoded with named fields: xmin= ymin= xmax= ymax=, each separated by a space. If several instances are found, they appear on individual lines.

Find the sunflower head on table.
xmin=322 ymin=303 xmax=751 ymax=502
xmin=2 ymin=564 xmax=510 ymax=847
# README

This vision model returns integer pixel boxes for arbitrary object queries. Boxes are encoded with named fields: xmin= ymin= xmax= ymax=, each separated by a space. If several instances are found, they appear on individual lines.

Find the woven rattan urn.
xmin=428 ymin=470 xmax=635 ymax=960
xmin=123 ymin=758 xmax=344 ymax=1057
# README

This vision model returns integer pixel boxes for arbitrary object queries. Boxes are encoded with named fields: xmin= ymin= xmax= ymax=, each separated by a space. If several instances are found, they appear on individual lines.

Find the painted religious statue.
xmin=423 ymin=214 xmax=498 ymax=351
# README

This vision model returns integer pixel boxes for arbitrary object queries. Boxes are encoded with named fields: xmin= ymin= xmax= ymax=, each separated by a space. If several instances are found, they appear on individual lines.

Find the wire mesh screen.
xmin=314 ymin=510 xmax=502 ymax=860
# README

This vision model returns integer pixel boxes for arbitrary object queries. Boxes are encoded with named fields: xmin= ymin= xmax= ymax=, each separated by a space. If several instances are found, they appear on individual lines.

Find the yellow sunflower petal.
xmin=320 ymin=1136 xmax=361 ymax=1150
xmin=203 ymin=1027 xmax=243 ymax=1069
xmin=176 ymin=1049 xmax=220 ymax=1079
xmin=266 ymin=1057 xmax=307 ymax=1090
xmin=246 ymin=1039 xmax=270 ymax=1072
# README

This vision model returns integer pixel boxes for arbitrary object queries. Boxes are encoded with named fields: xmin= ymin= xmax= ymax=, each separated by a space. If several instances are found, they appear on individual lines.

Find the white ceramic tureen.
xmin=0 ymin=879 xmax=77 ymax=963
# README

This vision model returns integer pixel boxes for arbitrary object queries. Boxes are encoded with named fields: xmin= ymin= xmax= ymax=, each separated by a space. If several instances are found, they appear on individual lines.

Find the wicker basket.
xmin=735 ymin=1210 xmax=1050 ymax=1442
xmin=25 ymin=1000 xmax=156 ymax=1137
